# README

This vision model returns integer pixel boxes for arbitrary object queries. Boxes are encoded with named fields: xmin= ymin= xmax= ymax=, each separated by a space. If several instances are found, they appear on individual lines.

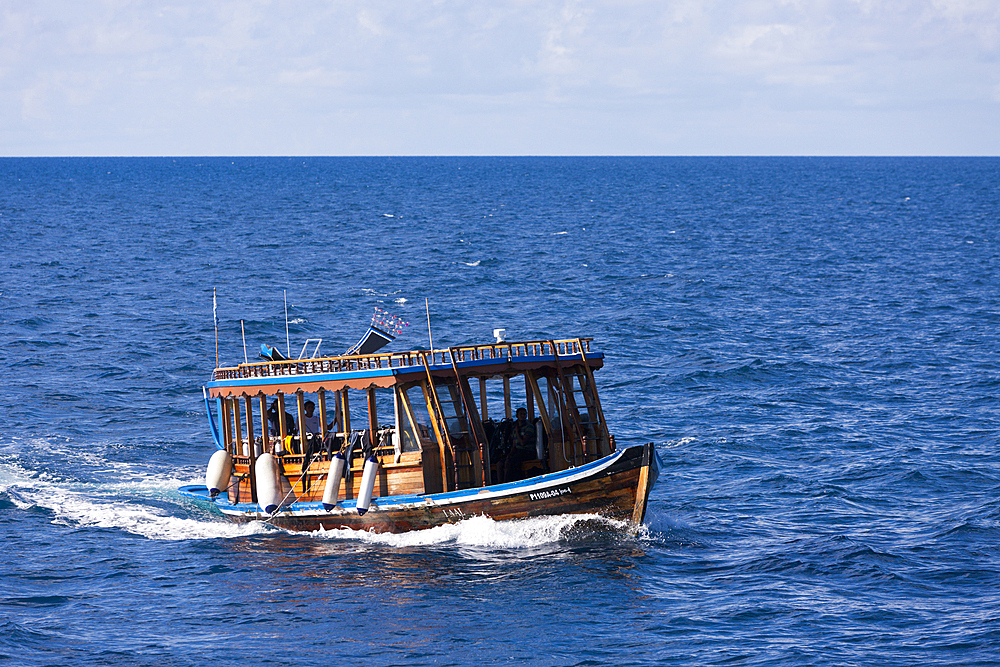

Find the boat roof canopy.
xmin=207 ymin=338 xmax=604 ymax=398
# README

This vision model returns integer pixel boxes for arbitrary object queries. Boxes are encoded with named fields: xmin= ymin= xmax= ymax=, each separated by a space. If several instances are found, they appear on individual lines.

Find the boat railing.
xmin=212 ymin=338 xmax=593 ymax=381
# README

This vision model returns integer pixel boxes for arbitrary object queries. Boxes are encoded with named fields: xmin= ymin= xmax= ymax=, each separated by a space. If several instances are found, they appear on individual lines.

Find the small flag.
xmin=213 ymin=288 xmax=218 ymax=328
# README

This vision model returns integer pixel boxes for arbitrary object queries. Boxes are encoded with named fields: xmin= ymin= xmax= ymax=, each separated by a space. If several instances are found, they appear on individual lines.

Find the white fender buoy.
xmin=356 ymin=455 xmax=379 ymax=515
xmin=205 ymin=450 xmax=233 ymax=498
xmin=322 ymin=452 xmax=347 ymax=511
xmin=254 ymin=453 xmax=282 ymax=514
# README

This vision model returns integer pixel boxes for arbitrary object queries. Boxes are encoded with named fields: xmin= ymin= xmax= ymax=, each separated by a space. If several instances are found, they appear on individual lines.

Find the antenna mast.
xmin=284 ymin=290 xmax=290 ymax=358
xmin=425 ymin=298 xmax=433 ymax=351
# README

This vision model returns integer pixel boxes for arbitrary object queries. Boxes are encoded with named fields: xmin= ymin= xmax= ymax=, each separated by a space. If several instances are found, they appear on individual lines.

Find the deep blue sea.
xmin=1 ymin=157 xmax=999 ymax=666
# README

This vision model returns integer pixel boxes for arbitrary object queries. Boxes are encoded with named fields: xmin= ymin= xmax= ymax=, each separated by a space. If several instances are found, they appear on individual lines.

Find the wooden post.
xmin=244 ymin=395 xmax=254 ymax=450
xmin=296 ymin=390 xmax=307 ymax=455
xmin=341 ymin=389 xmax=351 ymax=433
xmin=479 ymin=376 xmax=492 ymax=480
xmin=367 ymin=388 xmax=378 ymax=436
xmin=576 ymin=338 xmax=611 ymax=455
xmin=295 ymin=390 xmax=308 ymax=494
xmin=232 ymin=398 xmax=240 ymax=454
xmin=277 ymin=392 xmax=287 ymax=441
xmin=503 ymin=376 xmax=511 ymax=419
xmin=258 ymin=393 xmax=269 ymax=453
xmin=246 ymin=394 xmax=258 ymax=503
xmin=549 ymin=381 xmax=560 ymax=437
xmin=234 ymin=398 xmax=244 ymax=454
xmin=221 ymin=398 xmax=229 ymax=451
xmin=392 ymin=387 xmax=402 ymax=460
xmin=420 ymin=381 xmax=451 ymax=493
xmin=236 ymin=397 xmax=245 ymax=454
xmin=525 ymin=375 xmax=534 ymax=419
xmin=333 ymin=390 xmax=342 ymax=433
xmin=317 ymin=389 xmax=327 ymax=439
xmin=220 ymin=397 xmax=231 ymax=451
xmin=479 ymin=377 xmax=488 ymax=422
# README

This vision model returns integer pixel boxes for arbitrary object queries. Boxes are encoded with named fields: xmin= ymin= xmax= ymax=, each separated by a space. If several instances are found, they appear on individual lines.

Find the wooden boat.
xmin=180 ymin=334 xmax=660 ymax=534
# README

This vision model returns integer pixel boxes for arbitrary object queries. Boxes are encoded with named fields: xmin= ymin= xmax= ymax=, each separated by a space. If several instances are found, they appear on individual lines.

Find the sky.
xmin=2 ymin=0 xmax=998 ymax=156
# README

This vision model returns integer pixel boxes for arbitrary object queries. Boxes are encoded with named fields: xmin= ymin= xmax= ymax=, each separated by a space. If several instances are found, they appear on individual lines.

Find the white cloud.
xmin=356 ymin=9 xmax=386 ymax=37
xmin=0 ymin=0 xmax=997 ymax=155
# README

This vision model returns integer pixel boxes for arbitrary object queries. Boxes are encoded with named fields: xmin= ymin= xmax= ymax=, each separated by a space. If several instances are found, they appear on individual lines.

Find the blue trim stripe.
xmin=182 ymin=447 xmax=626 ymax=514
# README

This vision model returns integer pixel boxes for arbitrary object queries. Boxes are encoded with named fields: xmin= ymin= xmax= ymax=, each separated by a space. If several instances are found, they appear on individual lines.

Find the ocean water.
xmin=1 ymin=156 xmax=999 ymax=666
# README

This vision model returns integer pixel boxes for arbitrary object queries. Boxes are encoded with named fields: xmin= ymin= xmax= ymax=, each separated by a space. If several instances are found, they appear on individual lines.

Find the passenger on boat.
xmin=302 ymin=400 xmax=321 ymax=434
xmin=502 ymin=407 xmax=537 ymax=482
xmin=267 ymin=400 xmax=297 ymax=436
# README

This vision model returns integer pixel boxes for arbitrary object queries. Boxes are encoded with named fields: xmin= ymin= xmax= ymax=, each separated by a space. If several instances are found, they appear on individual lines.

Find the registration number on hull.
xmin=529 ymin=487 xmax=571 ymax=501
